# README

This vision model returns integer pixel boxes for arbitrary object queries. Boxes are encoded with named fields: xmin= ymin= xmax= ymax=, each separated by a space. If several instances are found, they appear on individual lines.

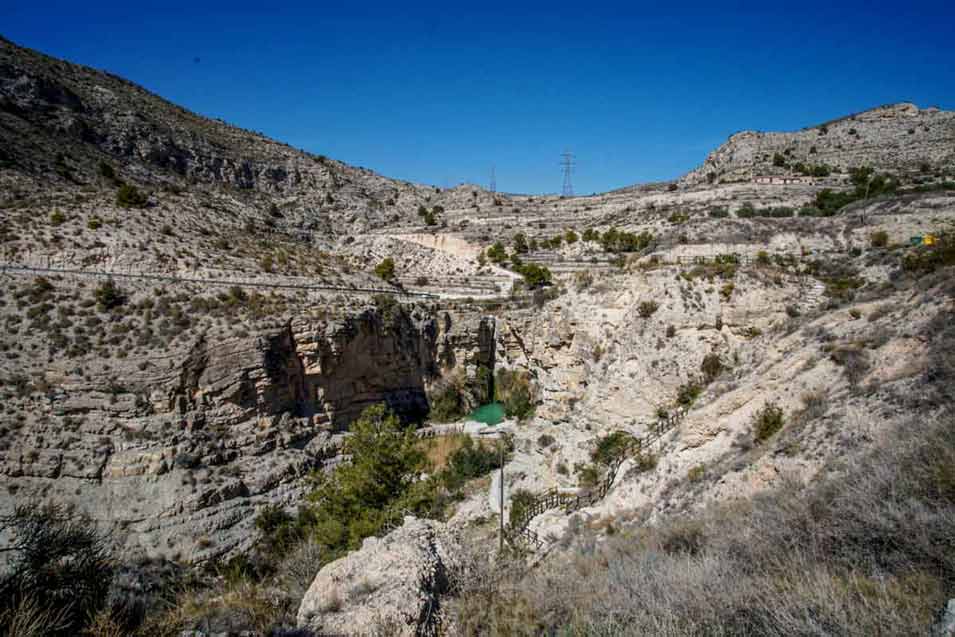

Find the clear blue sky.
xmin=5 ymin=1 xmax=955 ymax=194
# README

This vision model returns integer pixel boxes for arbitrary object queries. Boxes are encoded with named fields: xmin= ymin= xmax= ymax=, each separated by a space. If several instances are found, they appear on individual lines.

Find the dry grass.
xmin=0 ymin=595 xmax=69 ymax=637
xmin=419 ymin=434 xmax=470 ymax=472
xmin=450 ymin=408 xmax=955 ymax=636
xmin=418 ymin=433 xmax=495 ymax=473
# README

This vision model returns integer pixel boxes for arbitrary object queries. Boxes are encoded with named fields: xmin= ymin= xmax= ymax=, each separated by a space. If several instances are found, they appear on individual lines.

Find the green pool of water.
xmin=469 ymin=402 xmax=505 ymax=425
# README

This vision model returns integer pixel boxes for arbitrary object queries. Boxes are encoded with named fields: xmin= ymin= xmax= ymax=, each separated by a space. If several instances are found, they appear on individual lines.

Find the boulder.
xmin=296 ymin=517 xmax=463 ymax=636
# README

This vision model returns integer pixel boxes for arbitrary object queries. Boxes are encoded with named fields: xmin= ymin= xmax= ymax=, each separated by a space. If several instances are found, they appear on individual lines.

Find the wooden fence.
xmin=506 ymin=404 xmax=690 ymax=551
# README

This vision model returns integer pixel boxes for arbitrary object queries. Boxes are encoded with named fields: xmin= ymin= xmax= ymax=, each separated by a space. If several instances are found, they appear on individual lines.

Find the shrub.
xmin=537 ymin=434 xmax=556 ymax=448
xmin=115 ymin=184 xmax=147 ymax=208
xmin=575 ymin=464 xmax=601 ymax=489
xmin=870 ymin=230 xmax=888 ymax=248
xmin=687 ymin=464 xmax=705 ymax=482
xmin=93 ymin=280 xmax=126 ymax=311
xmin=638 ymin=301 xmax=659 ymax=318
xmin=753 ymin=402 xmax=785 ymax=442
xmin=0 ymin=504 xmax=113 ymax=637
xmin=429 ymin=382 xmax=465 ymax=423
xmin=708 ymin=207 xmax=729 ymax=218
xmin=87 ymin=217 xmax=102 ymax=230
xmin=508 ymin=489 xmax=537 ymax=527
xmin=676 ymin=381 xmax=701 ymax=406
xmin=720 ymin=282 xmax=734 ymax=300
xmin=97 ymin=161 xmax=115 ymax=180
xmin=564 ymin=229 xmax=578 ymax=244
xmin=736 ymin=202 xmax=756 ymax=218
xmin=374 ymin=257 xmax=396 ymax=281
xmin=591 ymin=431 xmax=637 ymax=467
xmin=599 ymin=228 xmax=653 ymax=253
xmin=516 ymin=263 xmax=552 ymax=289
xmin=700 ymin=353 xmax=722 ymax=384
xmin=665 ymin=324 xmax=676 ymax=338
xmin=668 ymin=212 xmax=689 ymax=224
xmin=495 ymin=369 xmax=535 ymax=421
xmin=442 ymin=436 xmax=502 ymax=491
xmin=486 ymin=242 xmax=508 ymax=265
xmin=50 ymin=211 xmax=66 ymax=226
xmin=512 ymin=233 xmax=529 ymax=254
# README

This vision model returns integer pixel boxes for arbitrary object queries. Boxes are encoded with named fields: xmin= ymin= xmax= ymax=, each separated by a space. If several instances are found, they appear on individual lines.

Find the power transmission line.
xmin=560 ymin=150 xmax=575 ymax=196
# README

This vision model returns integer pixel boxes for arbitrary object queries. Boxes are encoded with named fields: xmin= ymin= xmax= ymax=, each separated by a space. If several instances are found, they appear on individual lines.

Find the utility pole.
xmin=499 ymin=438 xmax=504 ymax=552
xmin=489 ymin=165 xmax=496 ymax=194
xmin=560 ymin=150 xmax=575 ymax=197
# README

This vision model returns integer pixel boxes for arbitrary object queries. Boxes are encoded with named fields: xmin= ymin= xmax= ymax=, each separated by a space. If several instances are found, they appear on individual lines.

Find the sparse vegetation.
xmin=116 ymin=184 xmax=148 ymax=208
xmin=753 ymin=401 xmax=785 ymax=442
xmin=637 ymin=300 xmax=658 ymax=318
xmin=374 ymin=257 xmax=396 ymax=282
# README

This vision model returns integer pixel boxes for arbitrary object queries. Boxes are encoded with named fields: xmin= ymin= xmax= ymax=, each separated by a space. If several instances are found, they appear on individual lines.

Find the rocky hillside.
xmin=681 ymin=102 xmax=955 ymax=186
xmin=2 ymin=34 xmax=955 ymax=637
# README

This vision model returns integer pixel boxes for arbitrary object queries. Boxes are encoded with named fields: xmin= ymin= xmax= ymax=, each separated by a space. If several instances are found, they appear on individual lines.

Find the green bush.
xmin=116 ymin=184 xmax=147 ymax=208
xmin=870 ymin=230 xmax=888 ymax=248
xmin=374 ymin=257 xmax=396 ymax=281
xmin=591 ymin=431 xmax=637 ymax=467
xmin=736 ymin=203 xmax=756 ymax=218
xmin=509 ymin=489 xmax=537 ymax=526
xmin=50 ymin=211 xmax=66 ymax=225
xmin=486 ymin=242 xmax=508 ymax=265
xmin=429 ymin=383 xmax=465 ymax=422
xmin=93 ymin=279 xmax=126 ymax=311
xmin=516 ymin=263 xmax=552 ymax=289
xmin=599 ymin=228 xmax=653 ymax=253
xmin=638 ymin=301 xmax=659 ymax=318
xmin=512 ymin=233 xmax=529 ymax=254
xmin=753 ymin=402 xmax=785 ymax=442
xmin=676 ymin=381 xmax=701 ymax=406
xmin=495 ymin=369 xmax=535 ymax=421
xmin=442 ymin=436 xmax=502 ymax=491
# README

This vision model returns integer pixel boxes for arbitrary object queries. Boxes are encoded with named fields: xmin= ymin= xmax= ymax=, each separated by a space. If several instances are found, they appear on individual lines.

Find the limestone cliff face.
xmin=0 ymin=305 xmax=496 ymax=562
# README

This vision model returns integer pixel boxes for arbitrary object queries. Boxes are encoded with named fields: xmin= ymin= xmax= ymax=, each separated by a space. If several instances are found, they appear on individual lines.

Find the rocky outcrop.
xmin=296 ymin=517 xmax=463 ymax=637
xmin=0 ymin=302 xmax=500 ymax=563
xmin=681 ymin=103 xmax=955 ymax=186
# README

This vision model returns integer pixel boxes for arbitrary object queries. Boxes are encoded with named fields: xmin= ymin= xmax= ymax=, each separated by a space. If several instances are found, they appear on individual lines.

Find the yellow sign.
xmin=924 ymin=234 xmax=937 ymax=246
